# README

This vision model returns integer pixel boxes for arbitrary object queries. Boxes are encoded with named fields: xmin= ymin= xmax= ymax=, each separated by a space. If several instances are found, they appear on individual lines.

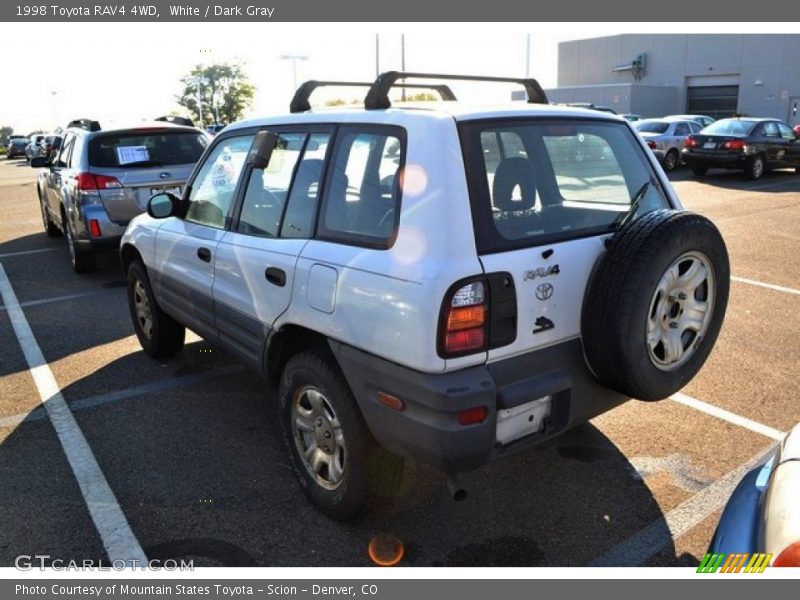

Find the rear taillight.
xmin=774 ymin=541 xmax=800 ymax=567
xmin=646 ymin=140 xmax=657 ymax=149
xmin=439 ymin=279 xmax=488 ymax=357
xmin=723 ymin=139 xmax=745 ymax=151
xmin=75 ymin=173 xmax=122 ymax=191
xmin=685 ymin=136 xmax=698 ymax=148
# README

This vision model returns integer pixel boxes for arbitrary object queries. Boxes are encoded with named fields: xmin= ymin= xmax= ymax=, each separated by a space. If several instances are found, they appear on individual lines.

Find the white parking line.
xmin=0 ymin=290 xmax=102 ymax=312
xmin=0 ymin=263 xmax=147 ymax=565
xmin=0 ymin=365 xmax=245 ymax=429
xmin=670 ymin=392 xmax=785 ymax=441
xmin=588 ymin=443 xmax=778 ymax=566
xmin=0 ymin=247 xmax=57 ymax=259
xmin=732 ymin=275 xmax=800 ymax=297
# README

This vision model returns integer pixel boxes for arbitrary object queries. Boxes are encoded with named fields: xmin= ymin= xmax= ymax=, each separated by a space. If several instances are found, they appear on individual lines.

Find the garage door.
xmin=686 ymin=85 xmax=739 ymax=120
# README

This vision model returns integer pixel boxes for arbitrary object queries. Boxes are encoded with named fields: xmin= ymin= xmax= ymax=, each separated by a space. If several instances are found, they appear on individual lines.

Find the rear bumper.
xmin=683 ymin=150 xmax=749 ymax=169
xmin=329 ymin=338 xmax=629 ymax=473
xmin=72 ymin=205 xmax=127 ymax=252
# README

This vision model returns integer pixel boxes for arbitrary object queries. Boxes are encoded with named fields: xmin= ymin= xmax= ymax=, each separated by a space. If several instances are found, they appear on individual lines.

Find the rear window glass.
xmin=703 ymin=120 xmax=756 ymax=136
xmin=634 ymin=121 xmax=670 ymax=134
xmin=88 ymin=130 xmax=208 ymax=168
xmin=461 ymin=119 xmax=669 ymax=253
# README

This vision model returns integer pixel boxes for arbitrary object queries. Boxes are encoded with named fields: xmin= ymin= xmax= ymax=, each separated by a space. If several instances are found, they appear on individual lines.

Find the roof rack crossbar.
xmin=289 ymin=80 xmax=457 ymax=113
xmin=364 ymin=71 xmax=549 ymax=110
xmin=67 ymin=118 xmax=101 ymax=132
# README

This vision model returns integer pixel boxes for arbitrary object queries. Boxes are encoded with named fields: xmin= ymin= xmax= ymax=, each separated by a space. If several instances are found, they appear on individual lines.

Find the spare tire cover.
xmin=581 ymin=209 xmax=729 ymax=401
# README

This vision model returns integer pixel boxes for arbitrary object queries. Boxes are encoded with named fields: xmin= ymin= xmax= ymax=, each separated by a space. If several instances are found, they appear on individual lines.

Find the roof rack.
xmin=155 ymin=115 xmax=195 ymax=127
xmin=67 ymin=118 xmax=101 ymax=132
xmin=290 ymin=80 xmax=457 ymax=113
xmin=364 ymin=71 xmax=549 ymax=110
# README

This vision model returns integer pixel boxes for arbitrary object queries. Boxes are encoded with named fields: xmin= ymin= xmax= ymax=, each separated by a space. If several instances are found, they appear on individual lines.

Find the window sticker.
xmin=116 ymin=145 xmax=150 ymax=165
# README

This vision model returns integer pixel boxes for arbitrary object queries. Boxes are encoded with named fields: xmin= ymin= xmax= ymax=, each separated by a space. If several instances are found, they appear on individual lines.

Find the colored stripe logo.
xmin=697 ymin=553 xmax=772 ymax=573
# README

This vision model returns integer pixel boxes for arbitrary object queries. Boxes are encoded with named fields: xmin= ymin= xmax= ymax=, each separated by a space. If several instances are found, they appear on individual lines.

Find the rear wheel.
xmin=126 ymin=260 xmax=185 ymax=358
xmin=662 ymin=149 xmax=679 ymax=172
xmin=279 ymin=348 xmax=404 ymax=520
xmin=745 ymin=155 xmax=765 ymax=180
xmin=63 ymin=211 xmax=95 ymax=273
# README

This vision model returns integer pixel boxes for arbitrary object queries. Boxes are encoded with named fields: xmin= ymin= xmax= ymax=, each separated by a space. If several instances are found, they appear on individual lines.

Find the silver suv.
xmin=31 ymin=118 xmax=208 ymax=272
xmin=121 ymin=72 xmax=730 ymax=519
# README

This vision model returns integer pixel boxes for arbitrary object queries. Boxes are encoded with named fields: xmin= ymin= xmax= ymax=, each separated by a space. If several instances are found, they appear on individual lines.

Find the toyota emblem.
xmin=535 ymin=283 xmax=554 ymax=301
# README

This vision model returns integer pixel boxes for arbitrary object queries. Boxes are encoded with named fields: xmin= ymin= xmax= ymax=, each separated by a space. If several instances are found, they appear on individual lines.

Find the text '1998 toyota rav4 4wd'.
xmin=121 ymin=73 xmax=730 ymax=519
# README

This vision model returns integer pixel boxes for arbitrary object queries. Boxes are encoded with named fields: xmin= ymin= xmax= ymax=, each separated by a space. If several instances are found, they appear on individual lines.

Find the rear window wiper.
xmin=611 ymin=179 xmax=652 ymax=232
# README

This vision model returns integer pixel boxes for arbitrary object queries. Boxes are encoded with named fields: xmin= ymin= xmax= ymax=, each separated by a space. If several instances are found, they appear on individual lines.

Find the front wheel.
xmin=64 ymin=214 xmax=95 ymax=273
xmin=39 ymin=192 xmax=60 ymax=237
xmin=126 ymin=260 xmax=185 ymax=358
xmin=278 ymin=349 xmax=404 ymax=520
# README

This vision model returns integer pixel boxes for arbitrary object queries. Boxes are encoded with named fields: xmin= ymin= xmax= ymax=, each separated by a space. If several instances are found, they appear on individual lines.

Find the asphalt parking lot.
xmin=0 ymin=156 xmax=798 ymax=567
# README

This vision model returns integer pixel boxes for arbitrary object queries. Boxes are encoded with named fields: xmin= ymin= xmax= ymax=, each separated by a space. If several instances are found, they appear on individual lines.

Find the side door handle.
xmin=197 ymin=247 xmax=212 ymax=263
xmin=265 ymin=267 xmax=286 ymax=287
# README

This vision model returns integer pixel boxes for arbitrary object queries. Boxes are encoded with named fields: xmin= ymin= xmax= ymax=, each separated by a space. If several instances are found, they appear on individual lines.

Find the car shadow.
xmin=0 ymin=340 xmax=692 ymax=567
xmin=667 ymin=166 xmax=798 ymax=190
xmin=0 ymin=232 xmax=133 ymax=379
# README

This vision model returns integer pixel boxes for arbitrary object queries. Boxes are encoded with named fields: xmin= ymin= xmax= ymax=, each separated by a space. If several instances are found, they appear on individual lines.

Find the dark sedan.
xmin=683 ymin=118 xmax=800 ymax=180
xmin=6 ymin=138 xmax=28 ymax=159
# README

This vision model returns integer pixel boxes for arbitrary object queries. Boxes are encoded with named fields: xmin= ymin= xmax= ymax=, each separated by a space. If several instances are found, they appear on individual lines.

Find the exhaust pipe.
xmin=446 ymin=473 xmax=468 ymax=502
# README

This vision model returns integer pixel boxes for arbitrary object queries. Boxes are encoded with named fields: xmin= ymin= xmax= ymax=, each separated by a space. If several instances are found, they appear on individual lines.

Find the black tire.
xmin=63 ymin=212 xmax=95 ymax=273
xmin=39 ymin=190 xmax=60 ymax=237
xmin=691 ymin=165 xmax=708 ymax=177
xmin=662 ymin=149 xmax=679 ymax=172
xmin=582 ymin=209 xmax=729 ymax=401
xmin=278 ymin=348 xmax=404 ymax=520
xmin=126 ymin=260 xmax=185 ymax=358
xmin=745 ymin=155 xmax=765 ymax=180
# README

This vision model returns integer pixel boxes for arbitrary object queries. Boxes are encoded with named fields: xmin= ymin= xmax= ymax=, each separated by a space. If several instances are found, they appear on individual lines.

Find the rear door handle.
xmin=265 ymin=267 xmax=286 ymax=287
xmin=197 ymin=247 xmax=212 ymax=262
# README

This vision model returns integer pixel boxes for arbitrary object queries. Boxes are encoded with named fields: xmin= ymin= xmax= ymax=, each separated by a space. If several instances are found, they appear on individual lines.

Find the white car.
xmin=120 ymin=72 xmax=730 ymax=519
xmin=634 ymin=118 xmax=703 ymax=171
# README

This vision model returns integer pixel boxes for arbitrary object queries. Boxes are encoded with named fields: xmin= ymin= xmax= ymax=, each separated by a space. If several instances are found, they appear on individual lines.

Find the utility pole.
xmin=375 ymin=34 xmax=380 ymax=77
xmin=401 ymin=33 xmax=406 ymax=101
xmin=525 ymin=33 xmax=531 ymax=77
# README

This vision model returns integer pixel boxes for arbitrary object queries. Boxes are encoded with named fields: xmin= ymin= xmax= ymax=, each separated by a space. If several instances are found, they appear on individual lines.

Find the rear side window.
xmin=88 ymin=130 xmax=208 ymax=168
xmin=281 ymin=133 xmax=331 ymax=239
xmin=460 ymin=119 xmax=670 ymax=253
xmin=318 ymin=127 xmax=404 ymax=248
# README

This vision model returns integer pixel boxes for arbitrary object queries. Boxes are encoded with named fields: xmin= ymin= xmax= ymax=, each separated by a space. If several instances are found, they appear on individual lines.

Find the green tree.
xmin=404 ymin=92 xmax=438 ymax=102
xmin=0 ymin=126 xmax=12 ymax=146
xmin=177 ymin=62 xmax=255 ymax=127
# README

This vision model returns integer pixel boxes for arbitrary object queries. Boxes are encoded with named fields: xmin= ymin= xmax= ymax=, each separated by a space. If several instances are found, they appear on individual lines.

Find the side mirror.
xmin=147 ymin=192 xmax=180 ymax=219
xmin=248 ymin=130 xmax=277 ymax=170
xmin=30 ymin=156 xmax=46 ymax=168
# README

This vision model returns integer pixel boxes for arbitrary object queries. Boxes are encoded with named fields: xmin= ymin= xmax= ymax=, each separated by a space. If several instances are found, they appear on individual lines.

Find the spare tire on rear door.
xmin=581 ymin=209 xmax=729 ymax=401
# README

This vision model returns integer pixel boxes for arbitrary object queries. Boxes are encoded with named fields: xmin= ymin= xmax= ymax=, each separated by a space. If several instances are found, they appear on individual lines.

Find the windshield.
xmin=634 ymin=121 xmax=670 ymax=134
xmin=88 ymin=130 xmax=208 ymax=168
xmin=460 ymin=119 xmax=669 ymax=253
xmin=703 ymin=119 xmax=757 ymax=136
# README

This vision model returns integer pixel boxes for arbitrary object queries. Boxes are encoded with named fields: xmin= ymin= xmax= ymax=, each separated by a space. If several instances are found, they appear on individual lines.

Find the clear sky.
xmin=1 ymin=23 xmax=782 ymax=135
xmin=0 ymin=23 xmax=582 ymax=134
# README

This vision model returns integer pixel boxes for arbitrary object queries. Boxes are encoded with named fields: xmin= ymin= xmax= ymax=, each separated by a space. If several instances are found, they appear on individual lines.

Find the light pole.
xmin=50 ymin=91 xmax=58 ymax=127
xmin=187 ymin=75 xmax=210 ymax=128
xmin=280 ymin=54 xmax=308 ymax=90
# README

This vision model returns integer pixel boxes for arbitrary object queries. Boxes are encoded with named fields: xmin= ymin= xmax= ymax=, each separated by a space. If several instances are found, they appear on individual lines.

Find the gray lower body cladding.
xmin=329 ymin=338 xmax=629 ymax=473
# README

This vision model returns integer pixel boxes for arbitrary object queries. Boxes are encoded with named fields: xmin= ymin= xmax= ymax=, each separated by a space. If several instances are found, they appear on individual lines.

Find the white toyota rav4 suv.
xmin=121 ymin=72 xmax=730 ymax=519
